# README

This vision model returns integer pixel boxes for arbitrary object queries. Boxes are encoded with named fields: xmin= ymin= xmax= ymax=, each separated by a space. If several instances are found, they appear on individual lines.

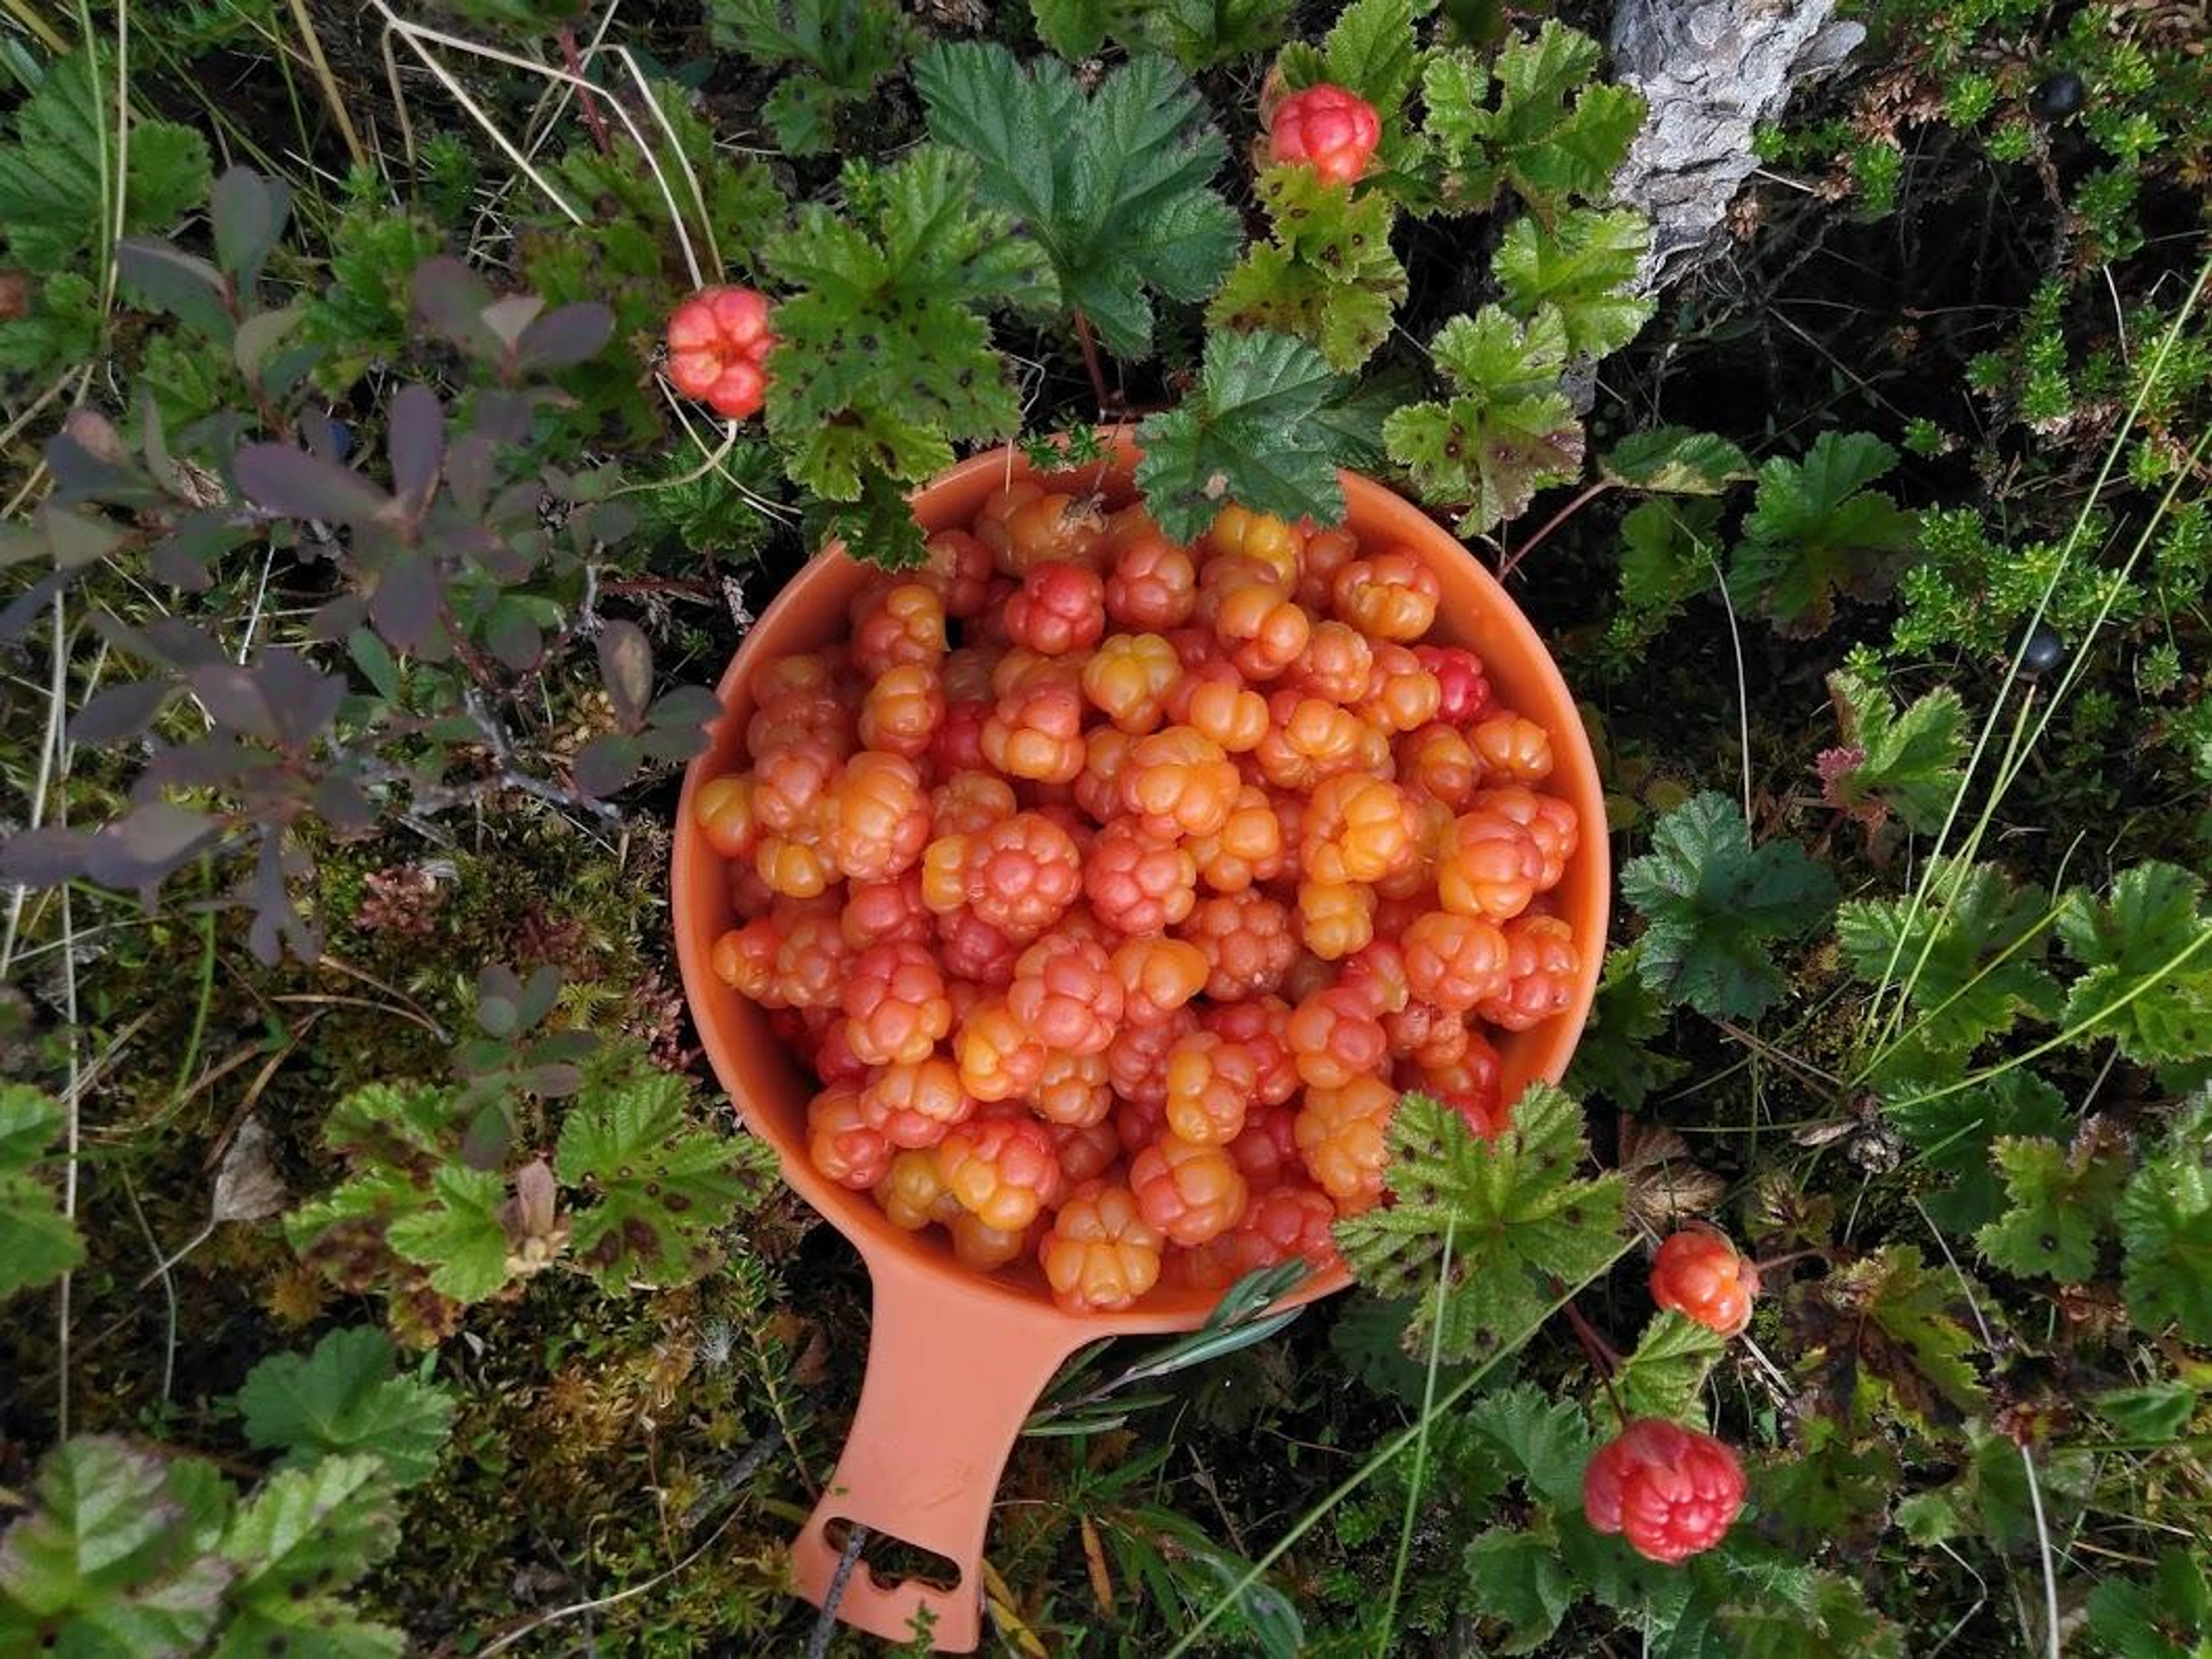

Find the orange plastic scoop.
xmin=671 ymin=435 xmax=1609 ymax=1650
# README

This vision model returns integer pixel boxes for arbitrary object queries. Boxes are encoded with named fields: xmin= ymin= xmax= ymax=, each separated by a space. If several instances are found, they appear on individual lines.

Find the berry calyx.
xmin=1582 ymin=1420 xmax=1747 ymax=1565
xmin=665 ymin=286 xmax=777 ymax=419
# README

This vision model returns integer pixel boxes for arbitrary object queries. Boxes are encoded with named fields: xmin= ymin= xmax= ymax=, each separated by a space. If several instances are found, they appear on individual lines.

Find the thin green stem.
xmin=1380 ymin=1218 xmax=1454 ymax=1649
xmin=170 ymin=888 xmax=218 ymax=1099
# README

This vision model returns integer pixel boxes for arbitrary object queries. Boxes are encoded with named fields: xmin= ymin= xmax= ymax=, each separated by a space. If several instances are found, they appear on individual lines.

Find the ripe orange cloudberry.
xmin=965 ymin=813 xmax=1083 ymax=941
xmin=858 ymin=1056 xmax=974 ymax=1149
xmin=1181 ymin=891 xmax=1298 ymax=999
xmin=1333 ymin=551 xmax=1440 ymax=641
xmin=1006 ymin=931 xmax=1124 ymax=1055
xmin=1130 ymin=1134 xmax=1249 ymax=1247
xmin=1040 ymin=1183 xmax=1165 ymax=1312
xmin=1402 ymin=910 xmax=1511 ymax=1013
xmin=1164 ymin=1031 xmax=1261 ymax=1146
xmin=1475 ymin=914 xmax=1580 ymax=1032
xmin=808 ymin=1086 xmax=891 ymax=1190
xmin=1583 ymin=1421 xmax=1746 ymax=1565
xmin=1294 ymin=1075 xmax=1396 ymax=1213
xmin=1471 ymin=713 xmax=1554 ymax=785
xmin=1650 ymin=1227 xmax=1762 ymax=1337
xmin=1286 ymin=985 xmax=1389 ymax=1090
xmin=841 ymin=941 xmax=951 ymax=1067
xmin=940 ymin=1114 xmax=1065 ymax=1232
xmin=1003 ymin=559 xmax=1107 ymax=656
xmin=665 ymin=286 xmax=775 ymax=419
xmin=1122 ymin=725 xmax=1240 ymax=840
xmin=1438 ymin=808 xmax=1546 ymax=921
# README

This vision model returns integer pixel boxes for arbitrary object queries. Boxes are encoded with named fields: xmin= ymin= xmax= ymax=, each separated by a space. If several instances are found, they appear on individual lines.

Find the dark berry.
xmin=2029 ymin=71 xmax=2084 ymax=120
xmin=2020 ymin=624 xmax=2066 ymax=679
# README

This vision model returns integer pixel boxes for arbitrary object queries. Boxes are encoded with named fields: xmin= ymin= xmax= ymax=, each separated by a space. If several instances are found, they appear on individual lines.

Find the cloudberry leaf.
xmin=1564 ymin=942 xmax=1688 ymax=1110
xmin=1887 ymin=1068 xmax=2070 ymax=1237
xmin=1600 ymin=427 xmax=1753 ymax=495
xmin=555 ymin=1070 xmax=772 ymax=1290
xmin=1459 ymin=1382 xmax=1600 ymax=1508
xmin=762 ymin=147 xmax=1054 ymax=502
xmin=2056 ymin=862 xmax=2212 ymax=1066
xmin=802 ymin=463 xmax=930 ymax=573
xmin=1464 ymin=1528 xmax=1577 ymax=1652
xmin=1891 ymin=1423 xmax=2093 ymax=1553
xmin=234 ymin=1327 xmax=454 ymax=1488
xmin=1029 ymin=0 xmax=1119 ymax=59
xmin=1614 ymin=1310 xmax=1725 ymax=1425
xmin=1719 ymin=1570 xmax=1906 ymax=1659
xmin=1785 ymin=1244 xmax=1986 ymax=1430
xmin=0 ymin=1436 xmax=233 ymax=1653
xmin=0 ymin=52 xmax=210 ymax=276
xmin=1975 ymin=1119 xmax=2130 ymax=1283
xmin=2117 ymin=1094 xmax=2212 ymax=1343
xmin=2090 ymin=1381 xmax=2195 ymax=1444
xmin=384 ymin=1166 xmax=510 ymax=1304
xmin=1328 ymin=1292 xmax=1475 ymax=1404
xmin=1334 ymin=1087 xmax=1626 ymax=1362
xmin=916 ymin=45 xmax=1239 ymax=363
xmin=1620 ymin=792 xmax=1836 ymax=1021
xmin=708 ymin=0 xmax=913 ymax=157
xmin=0 ymin=269 xmax=100 ymax=379
xmin=1277 ymin=0 xmax=1435 ymax=116
xmin=1607 ymin=496 xmax=1724 ymax=654
xmin=1727 ymin=433 xmax=1916 ymax=636
xmin=0 ymin=1084 xmax=83 ymax=1301
xmin=1135 ymin=329 xmax=1373 ymax=541
xmin=1818 ymin=671 xmax=1971 ymax=834
xmin=1495 ymin=207 xmax=1654 ymax=357
xmin=1210 ymin=165 xmax=1408 ymax=372
xmin=216 ymin=1455 xmax=404 ymax=1658
xmin=1838 ymin=858 xmax=2062 ymax=1054
xmin=1749 ymin=1419 xmax=1900 ymax=1556
xmin=2085 ymin=1550 xmax=2212 ymax=1659
xmin=1383 ymin=305 xmax=1584 ymax=536
xmin=1422 ymin=24 xmax=1645 ymax=217
xmin=1142 ymin=0 xmax=1297 ymax=70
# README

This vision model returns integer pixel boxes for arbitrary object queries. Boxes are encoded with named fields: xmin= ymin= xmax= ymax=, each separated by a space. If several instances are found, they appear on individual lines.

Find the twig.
xmin=1072 ymin=310 xmax=1113 ymax=416
xmin=806 ymin=1521 xmax=870 ymax=1659
xmin=282 ymin=0 xmax=369 ymax=172
xmin=557 ymin=23 xmax=612 ymax=156
xmin=1498 ymin=480 xmax=1613 ymax=581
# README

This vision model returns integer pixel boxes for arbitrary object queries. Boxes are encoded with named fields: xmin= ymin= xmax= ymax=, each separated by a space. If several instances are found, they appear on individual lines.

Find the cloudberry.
xmin=1415 ymin=645 xmax=1491 ymax=725
xmin=955 ymin=998 xmax=1047 ymax=1102
xmin=1471 ymin=786 xmax=1579 ymax=890
xmin=1164 ymin=1031 xmax=1261 ymax=1145
xmin=1295 ymin=526 xmax=1360 ymax=613
xmin=1050 ymin=1117 xmax=1122 ymax=1185
xmin=859 ymin=664 xmax=945 ymax=760
xmin=931 ymin=771 xmax=1017 ymax=839
xmin=1189 ymin=784 xmax=1287 ymax=893
xmin=755 ymin=737 xmax=839 ymax=836
xmin=1004 ymin=559 xmax=1107 ymax=656
xmin=920 ymin=528 xmax=995 ymax=619
xmin=1040 ymin=1183 xmax=1165 ymax=1312
xmin=949 ymin=1210 xmax=1029 ymax=1271
xmin=695 ymin=775 xmax=760 ymax=861
xmin=1109 ymin=936 xmax=1211 ymax=1027
xmin=1122 ymin=725 xmax=1240 ymax=840
xmin=1229 ymin=1101 xmax=1302 ymax=1190
xmin=710 ymin=918 xmax=784 ymax=1005
xmin=1202 ymin=997 xmax=1300 ymax=1105
xmin=1230 ymin=1185 xmax=1343 ymax=1277
xmin=1438 ymin=809 xmax=1546 ymax=921
xmin=965 ymin=813 xmax=1083 ymax=941
xmin=1403 ymin=911 xmax=1511 ymax=1013
xmin=859 ymin=1056 xmax=974 ymax=1149
xmin=937 ymin=904 xmax=1020 ymax=986
xmin=940 ymin=1114 xmax=1065 ymax=1232
xmin=772 ymin=915 xmax=851 ymax=1009
xmin=1253 ymin=694 xmax=1369 ymax=791
xmin=1213 ymin=575 xmax=1312 ymax=681
xmin=1291 ymin=619 xmax=1374 ymax=704
xmin=875 ymin=1147 xmax=964 ymax=1230
xmin=828 ymin=752 xmax=930 ymax=884
xmin=1338 ymin=938 xmax=1411 ymax=1016
xmin=1105 ymin=532 xmax=1198 ymax=631
xmin=1295 ymin=1075 xmax=1396 ymax=1213
xmin=1476 ymin=914 xmax=1580 ymax=1032
xmin=1207 ymin=503 xmax=1303 ymax=586
xmin=1399 ymin=724 xmax=1480 ymax=811
xmin=995 ymin=490 xmax=1107 ymax=576
xmin=1268 ymin=84 xmax=1381 ymax=185
xmin=665 ymin=286 xmax=775 ymax=419
xmin=1287 ymin=985 xmax=1390 ymax=1090
xmin=1301 ymin=774 xmax=1418 ymax=885
xmin=1085 ymin=820 xmax=1200 ymax=936
xmin=1181 ymin=891 xmax=1298 ymax=999
xmin=1357 ymin=643 xmax=1442 ymax=734
xmin=983 ymin=679 xmax=1087 ymax=785
xmin=851 ymin=583 xmax=948 ymax=679
xmin=1167 ymin=661 xmax=1270 ymax=753
xmin=1471 ymin=713 xmax=1554 ymax=785
xmin=1082 ymin=632 xmax=1181 ymax=734
xmin=1131 ymin=1134 xmax=1250 ymax=1247
xmin=1650 ymin=1227 xmax=1762 ymax=1338
xmin=1107 ymin=1007 xmax=1198 ymax=1112
xmin=1297 ymin=878 xmax=1376 ymax=961
xmin=1582 ymin=1421 xmax=1746 ymax=1565
xmin=1334 ymin=551 xmax=1439 ymax=641
xmin=930 ymin=699 xmax=991 ymax=777
xmin=1027 ymin=1047 xmax=1113 ymax=1128
xmin=1007 ymin=931 xmax=1124 ymax=1054
xmin=808 ymin=1086 xmax=891 ymax=1190
xmin=842 ymin=941 xmax=952 ymax=1067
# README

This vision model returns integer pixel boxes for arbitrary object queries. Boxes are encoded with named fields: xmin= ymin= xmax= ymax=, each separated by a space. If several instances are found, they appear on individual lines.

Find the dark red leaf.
xmin=369 ymin=555 xmax=442 ymax=654
xmin=70 ymin=680 xmax=173 ymax=746
xmin=187 ymin=664 xmax=280 ymax=742
xmin=573 ymin=734 xmax=640 ymax=799
xmin=596 ymin=620 xmax=653 ymax=732
xmin=516 ymin=302 xmax=615 ymax=371
xmin=387 ymin=384 xmax=445 ymax=524
xmin=234 ymin=444 xmax=391 ymax=527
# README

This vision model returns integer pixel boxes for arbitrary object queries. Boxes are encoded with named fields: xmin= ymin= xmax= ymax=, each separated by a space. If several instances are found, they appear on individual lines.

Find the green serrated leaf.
xmin=234 ymin=1327 xmax=454 ymax=1487
xmin=1975 ymin=1122 xmax=2129 ymax=1282
xmin=763 ymin=147 xmax=1052 ymax=501
xmin=1614 ymin=1310 xmax=1725 ymax=1424
xmin=214 ymin=1455 xmax=403 ymax=1656
xmin=0 ymin=1084 xmax=82 ymax=1301
xmin=1563 ymin=942 xmax=1688 ymax=1109
xmin=2086 ymin=1549 xmax=2212 ymax=1659
xmin=1209 ymin=165 xmax=1407 ymax=372
xmin=1495 ymin=207 xmax=1654 ymax=357
xmin=1384 ymin=305 xmax=1584 ymax=536
xmin=1422 ymin=24 xmax=1646 ymax=217
xmin=1620 ymin=792 xmax=1837 ymax=1021
xmin=0 ymin=1437 xmax=232 ymax=1655
xmin=1600 ymin=427 xmax=1753 ymax=494
xmin=0 ymin=53 xmax=211 ymax=276
xmin=1841 ymin=858 xmax=2062 ymax=1057
xmin=1139 ymin=0 xmax=1296 ymax=69
xmin=0 ymin=268 xmax=101 ymax=378
xmin=1281 ymin=0 xmax=1435 ymax=116
xmin=1031 ymin=0 xmax=1119 ymax=58
xmin=1460 ymin=1382 xmax=1598 ymax=1507
xmin=2092 ymin=1381 xmax=2196 ymax=1444
xmin=1135 ymin=329 xmax=1358 ymax=540
xmin=2117 ymin=1096 xmax=2212 ymax=1343
xmin=1888 ymin=1068 xmax=2070 ymax=1238
xmin=384 ymin=1165 xmax=511 ymax=1304
xmin=1464 ymin=1527 xmax=1577 ymax=1652
xmin=1786 ymin=1244 xmax=1986 ymax=1430
xmin=1750 ymin=1419 xmax=1901 ymax=1556
xmin=1335 ymin=1087 xmax=1626 ymax=1362
xmin=1727 ymin=433 xmax=1916 ymax=637
xmin=917 ymin=46 xmax=1238 ymax=363
xmin=1819 ymin=670 xmax=1971 ymax=834
xmin=2056 ymin=863 xmax=2212 ymax=1066
xmin=555 ymin=1070 xmax=767 ymax=1290
xmin=1720 ymin=1568 xmax=1907 ymax=1658
xmin=708 ymin=0 xmax=913 ymax=156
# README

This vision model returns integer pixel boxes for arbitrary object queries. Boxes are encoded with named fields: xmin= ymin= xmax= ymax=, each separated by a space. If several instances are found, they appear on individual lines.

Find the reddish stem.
xmin=1748 ymin=1247 xmax=1827 ymax=1275
xmin=1559 ymin=1293 xmax=1631 ymax=1429
xmin=1497 ymin=480 xmax=1614 ymax=582
xmin=559 ymin=25 xmax=612 ymax=157
xmin=1072 ymin=309 xmax=1114 ymax=416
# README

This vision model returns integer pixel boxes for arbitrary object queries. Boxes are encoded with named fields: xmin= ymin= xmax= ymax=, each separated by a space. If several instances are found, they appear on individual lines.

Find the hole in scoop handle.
xmin=791 ymin=1255 xmax=1082 ymax=1652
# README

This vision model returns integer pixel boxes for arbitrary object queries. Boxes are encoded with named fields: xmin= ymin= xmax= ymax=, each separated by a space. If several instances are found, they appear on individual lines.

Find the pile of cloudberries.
xmin=695 ymin=487 xmax=1584 ymax=1313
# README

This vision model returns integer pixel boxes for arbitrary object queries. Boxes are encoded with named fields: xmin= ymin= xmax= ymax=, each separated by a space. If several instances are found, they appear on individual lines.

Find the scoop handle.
xmin=790 ymin=1249 xmax=1081 ymax=1652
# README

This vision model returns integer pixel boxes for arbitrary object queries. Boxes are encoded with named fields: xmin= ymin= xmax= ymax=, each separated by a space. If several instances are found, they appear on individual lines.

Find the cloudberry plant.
xmin=841 ymin=941 xmax=952 ymax=1066
xmin=1130 ymin=1134 xmax=1250 ymax=1247
xmin=1476 ymin=914 xmax=1580 ymax=1032
xmin=1164 ymin=1031 xmax=1261 ymax=1145
xmin=1294 ymin=1075 xmax=1396 ymax=1213
xmin=1582 ymin=1421 xmax=1747 ymax=1565
xmin=939 ymin=1114 xmax=1065 ymax=1231
xmin=1183 ymin=891 xmax=1300 ymax=999
xmin=859 ymin=1056 xmax=975 ymax=1149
